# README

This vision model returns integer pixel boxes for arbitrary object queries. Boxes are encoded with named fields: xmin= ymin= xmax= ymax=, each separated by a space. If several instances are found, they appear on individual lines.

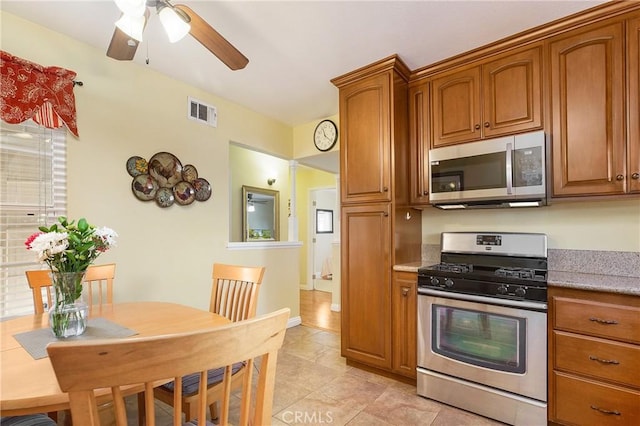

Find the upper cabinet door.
xmin=431 ymin=67 xmax=481 ymax=147
xmin=482 ymin=46 xmax=542 ymax=138
xmin=408 ymin=82 xmax=430 ymax=205
xmin=430 ymin=45 xmax=543 ymax=148
xmin=339 ymin=72 xmax=392 ymax=203
xmin=629 ymin=16 xmax=640 ymax=194
xmin=549 ymin=21 xmax=626 ymax=196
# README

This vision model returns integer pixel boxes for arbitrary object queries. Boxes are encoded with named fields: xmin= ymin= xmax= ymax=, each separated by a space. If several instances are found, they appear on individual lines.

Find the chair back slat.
xmin=83 ymin=263 xmax=115 ymax=308
xmin=210 ymin=263 xmax=265 ymax=322
xmin=25 ymin=270 xmax=53 ymax=314
xmin=48 ymin=308 xmax=290 ymax=426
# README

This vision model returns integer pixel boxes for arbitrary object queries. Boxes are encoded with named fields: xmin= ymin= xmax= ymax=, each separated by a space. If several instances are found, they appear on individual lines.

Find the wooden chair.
xmin=25 ymin=270 xmax=53 ymax=314
xmin=25 ymin=264 xmax=115 ymax=314
xmin=152 ymin=263 xmax=266 ymax=422
xmin=83 ymin=263 xmax=116 ymax=307
xmin=47 ymin=308 xmax=290 ymax=426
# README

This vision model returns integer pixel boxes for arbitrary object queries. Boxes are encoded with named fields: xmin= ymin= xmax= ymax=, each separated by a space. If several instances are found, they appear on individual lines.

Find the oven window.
xmin=432 ymin=304 xmax=526 ymax=374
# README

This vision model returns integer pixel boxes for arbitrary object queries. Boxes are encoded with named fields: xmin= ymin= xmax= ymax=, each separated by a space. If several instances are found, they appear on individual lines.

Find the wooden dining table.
xmin=0 ymin=302 xmax=230 ymax=416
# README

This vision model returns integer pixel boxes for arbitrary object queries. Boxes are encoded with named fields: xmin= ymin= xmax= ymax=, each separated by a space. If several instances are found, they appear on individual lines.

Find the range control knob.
xmin=497 ymin=285 xmax=509 ymax=295
xmin=430 ymin=277 xmax=440 ymax=286
xmin=515 ymin=287 xmax=527 ymax=297
xmin=444 ymin=278 xmax=454 ymax=288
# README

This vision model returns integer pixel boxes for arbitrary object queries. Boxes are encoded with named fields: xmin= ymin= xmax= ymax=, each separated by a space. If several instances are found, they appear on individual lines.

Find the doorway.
xmin=309 ymin=188 xmax=336 ymax=292
xmin=301 ymin=187 xmax=340 ymax=333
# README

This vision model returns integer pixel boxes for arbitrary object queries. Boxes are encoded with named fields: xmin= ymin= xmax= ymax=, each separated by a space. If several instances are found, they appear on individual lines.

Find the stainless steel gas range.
xmin=416 ymin=232 xmax=548 ymax=425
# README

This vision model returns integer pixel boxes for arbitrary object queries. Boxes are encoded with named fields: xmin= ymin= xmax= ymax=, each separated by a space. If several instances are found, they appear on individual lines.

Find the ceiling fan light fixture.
xmin=114 ymin=0 xmax=146 ymax=16
xmin=115 ymin=13 xmax=146 ymax=42
xmin=158 ymin=5 xmax=191 ymax=43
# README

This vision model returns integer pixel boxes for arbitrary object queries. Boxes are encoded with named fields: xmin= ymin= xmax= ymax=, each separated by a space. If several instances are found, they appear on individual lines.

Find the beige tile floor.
xmin=128 ymin=324 xmax=505 ymax=426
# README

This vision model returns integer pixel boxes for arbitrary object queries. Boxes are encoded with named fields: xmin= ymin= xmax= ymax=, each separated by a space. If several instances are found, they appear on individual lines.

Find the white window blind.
xmin=0 ymin=120 xmax=66 ymax=319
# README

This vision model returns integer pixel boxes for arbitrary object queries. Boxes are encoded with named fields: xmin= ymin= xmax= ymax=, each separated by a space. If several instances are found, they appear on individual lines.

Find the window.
xmin=0 ymin=120 xmax=66 ymax=319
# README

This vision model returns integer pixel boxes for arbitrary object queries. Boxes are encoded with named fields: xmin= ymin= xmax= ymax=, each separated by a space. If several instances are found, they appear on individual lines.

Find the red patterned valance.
xmin=0 ymin=50 xmax=79 ymax=137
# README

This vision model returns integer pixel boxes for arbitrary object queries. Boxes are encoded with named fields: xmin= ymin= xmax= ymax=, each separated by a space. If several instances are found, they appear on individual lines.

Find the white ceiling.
xmin=1 ymin=0 xmax=607 ymax=173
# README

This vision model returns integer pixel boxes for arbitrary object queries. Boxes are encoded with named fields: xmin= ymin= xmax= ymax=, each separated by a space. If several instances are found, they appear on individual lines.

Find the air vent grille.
xmin=188 ymin=97 xmax=217 ymax=127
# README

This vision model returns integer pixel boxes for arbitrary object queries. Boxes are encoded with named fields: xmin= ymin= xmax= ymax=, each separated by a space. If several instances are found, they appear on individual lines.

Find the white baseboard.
xmin=287 ymin=315 xmax=302 ymax=328
xmin=330 ymin=303 xmax=341 ymax=312
xmin=299 ymin=283 xmax=313 ymax=291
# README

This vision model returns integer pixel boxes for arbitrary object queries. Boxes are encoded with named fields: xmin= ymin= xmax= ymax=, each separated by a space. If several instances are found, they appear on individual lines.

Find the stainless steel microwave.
xmin=428 ymin=131 xmax=547 ymax=209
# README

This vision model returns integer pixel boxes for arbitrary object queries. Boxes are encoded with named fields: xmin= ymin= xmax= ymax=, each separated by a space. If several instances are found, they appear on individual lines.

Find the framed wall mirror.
xmin=242 ymin=185 xmax=280 ymax=242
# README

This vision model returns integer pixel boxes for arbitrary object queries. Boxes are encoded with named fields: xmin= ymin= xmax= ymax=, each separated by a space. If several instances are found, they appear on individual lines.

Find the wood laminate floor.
xmin=300 ymin=289 xmax=340 ymax=334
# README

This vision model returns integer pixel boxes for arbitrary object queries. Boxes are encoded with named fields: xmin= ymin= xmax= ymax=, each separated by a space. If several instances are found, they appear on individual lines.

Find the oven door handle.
xmin=418 ymin=288 xmax=547 ymax=311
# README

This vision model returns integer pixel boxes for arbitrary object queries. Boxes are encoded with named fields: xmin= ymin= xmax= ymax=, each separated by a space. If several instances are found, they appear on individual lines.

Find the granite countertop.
xmin=393 ymin=262 xmax=424 ymax=273
xmin=547 ymin=271 xmax=640 ymax=296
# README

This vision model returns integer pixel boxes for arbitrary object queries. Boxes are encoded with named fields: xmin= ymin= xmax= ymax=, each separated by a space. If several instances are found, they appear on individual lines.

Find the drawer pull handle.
xmin=589 ymin=317 xmax=618 ymax=325
xmin=590 ymin=405 xmax=621 ymax=416
xmin=589 ymin=355 xmax=620 ymax=365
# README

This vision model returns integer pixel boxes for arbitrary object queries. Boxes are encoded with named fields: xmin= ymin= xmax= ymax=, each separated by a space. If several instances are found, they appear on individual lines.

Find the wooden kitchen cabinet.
xmin=548 ymin=287 xmax=640 ymax=426
xmin=333 ymin=56 xmax=422 ymax=381
xmin=430 ymin=45 xmax=542 ymax=147
xmin=628 ymin=16 xmax=640 ymax=194
xmin=408 ymin=82 xmax=430 ymax=205
xmin=332 ymin=56 xmax=410 ymax=205
xmin=549 ymin=19 xmax=627 ymax=197
xmin=340 ymin=203 xmax=392 ymax=370
xmin=392 ymin=271 xmax=417 ymax=379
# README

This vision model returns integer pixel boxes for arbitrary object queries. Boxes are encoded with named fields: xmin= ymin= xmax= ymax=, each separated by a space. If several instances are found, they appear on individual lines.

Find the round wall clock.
xmin=313 ymin=119 xmax=338 ymax=152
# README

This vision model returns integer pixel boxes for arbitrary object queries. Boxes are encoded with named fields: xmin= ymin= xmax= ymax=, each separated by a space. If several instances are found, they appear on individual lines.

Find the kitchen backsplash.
xmin=422 ymin=244 xmax=640 ymax=278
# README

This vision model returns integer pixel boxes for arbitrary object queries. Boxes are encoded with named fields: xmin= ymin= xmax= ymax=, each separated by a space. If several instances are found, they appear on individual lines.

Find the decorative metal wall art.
xmin=126 ymin=152 xmax=211 ymax=208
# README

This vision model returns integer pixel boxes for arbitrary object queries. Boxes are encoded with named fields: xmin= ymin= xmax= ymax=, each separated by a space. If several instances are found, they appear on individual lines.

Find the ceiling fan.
xmin=106 ymin=0 xmax=248 ymax=70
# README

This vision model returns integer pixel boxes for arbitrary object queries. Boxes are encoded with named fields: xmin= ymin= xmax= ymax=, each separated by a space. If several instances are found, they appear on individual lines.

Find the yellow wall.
xmin=1 ymin=11 xmax=301 ymax=319
xmin=292 ymin=115 xmax=340 ymax=286
xmin=422 ymin=198 xmax=640 ymax=251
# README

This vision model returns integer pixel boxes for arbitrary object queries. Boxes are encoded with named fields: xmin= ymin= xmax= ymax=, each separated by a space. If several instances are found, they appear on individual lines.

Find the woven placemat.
xmin=14 ymin=317 xmax=137 ymax=360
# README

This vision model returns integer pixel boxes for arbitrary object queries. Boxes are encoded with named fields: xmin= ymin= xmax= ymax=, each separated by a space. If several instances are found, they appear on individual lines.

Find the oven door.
xmin=417 ymin=291 xmax=547 ymax=402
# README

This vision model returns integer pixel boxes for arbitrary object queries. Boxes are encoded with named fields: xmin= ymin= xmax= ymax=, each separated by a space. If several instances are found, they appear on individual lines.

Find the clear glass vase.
xmin=49 ymin=271 xmax=89 ymax=338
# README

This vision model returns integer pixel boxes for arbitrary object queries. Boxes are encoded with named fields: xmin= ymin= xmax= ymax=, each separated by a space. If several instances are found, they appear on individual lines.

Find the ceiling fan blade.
xmin=106 ymin=26 xmax=139 ymax=61
xmin=175 ymin=4 xmax=249 ymax=70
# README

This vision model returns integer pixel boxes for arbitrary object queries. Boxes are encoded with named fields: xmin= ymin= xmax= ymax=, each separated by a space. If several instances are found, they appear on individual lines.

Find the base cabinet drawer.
xmin=554 ymin=297 xmax=640 ymax=344
xmin=554 ymin=331 xmax=640 ymax=387
xmin=553 ymin=372 xmax=640 ymax=426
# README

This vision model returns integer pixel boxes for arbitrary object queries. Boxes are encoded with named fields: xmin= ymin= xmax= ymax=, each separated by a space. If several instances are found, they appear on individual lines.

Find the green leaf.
xmin=78 ymin=218 xmax=89 ymax=232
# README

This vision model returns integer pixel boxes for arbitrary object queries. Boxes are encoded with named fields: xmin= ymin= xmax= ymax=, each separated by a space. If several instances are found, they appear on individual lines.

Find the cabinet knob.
xmin=401 ymin=287 xmax=410 ymax=297
xmin=632 ymin=173 xmax=639 ymax=180
xmin=474 ymin=124 xmax=480 ymax=130
xmin=484 ymin=122 xmax=490 ymax=128
xmin=616 ymin=174 xmax=624 ymax=181
xmin=423 ymin=191 xmax=429 ymax=195
xmin=383 ymin=186 xmax=389 ymax=192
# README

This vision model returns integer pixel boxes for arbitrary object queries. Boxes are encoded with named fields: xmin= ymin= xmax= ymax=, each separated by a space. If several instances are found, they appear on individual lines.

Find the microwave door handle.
xmin=506 ymin=142 xmax=513 ymax=194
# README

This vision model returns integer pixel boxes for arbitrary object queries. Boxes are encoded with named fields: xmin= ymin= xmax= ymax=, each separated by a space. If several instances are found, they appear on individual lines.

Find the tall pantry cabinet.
xmin=331 ymin=56 xmax=422 ymax=379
